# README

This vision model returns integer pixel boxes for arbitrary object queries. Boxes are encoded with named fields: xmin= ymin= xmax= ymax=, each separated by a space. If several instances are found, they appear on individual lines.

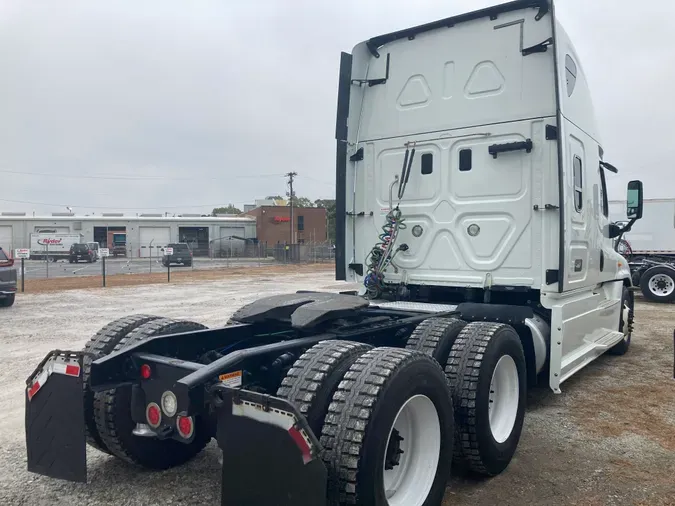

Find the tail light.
xmin=0 ymin=259 xmax=14 ymax=267
xmin=140 ymin=364 xmax=152 ymax=379
xmin=176 ymin=415 xmax=194 ymax=439
xmin=146 ymin=403 xmax=162 ymax=428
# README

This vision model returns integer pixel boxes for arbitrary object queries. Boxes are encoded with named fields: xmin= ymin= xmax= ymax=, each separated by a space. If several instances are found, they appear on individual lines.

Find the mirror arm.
xmin=615 ymin=217 xmax=638 ymax=250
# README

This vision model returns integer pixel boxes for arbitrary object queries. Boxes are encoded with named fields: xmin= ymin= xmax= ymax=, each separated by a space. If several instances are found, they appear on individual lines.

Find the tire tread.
xmin=321 ymin=347 xmax=447 ymax=504
xmin=93 ymin=318 xmax=210 ymax=467
xmin=445 ymin=322 xmax=513 ymax=475
xmin=82 ymin=314 xmax=161 ymax=453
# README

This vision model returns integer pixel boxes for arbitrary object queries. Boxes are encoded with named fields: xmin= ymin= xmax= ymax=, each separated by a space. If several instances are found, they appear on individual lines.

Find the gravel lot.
xmin=1 ymin=273 xmax=674 ymax=506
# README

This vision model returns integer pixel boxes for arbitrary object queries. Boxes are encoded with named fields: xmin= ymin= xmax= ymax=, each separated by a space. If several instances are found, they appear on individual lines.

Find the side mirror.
xmin=606 ymin=223 xmax=622 ymax=239
xmin=626 ymin=180 xmax=643 ymax=220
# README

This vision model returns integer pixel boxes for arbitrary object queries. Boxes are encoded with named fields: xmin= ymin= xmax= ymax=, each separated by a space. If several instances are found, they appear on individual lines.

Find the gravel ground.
xmin=1 ymin=275 xmax=674 ymax=506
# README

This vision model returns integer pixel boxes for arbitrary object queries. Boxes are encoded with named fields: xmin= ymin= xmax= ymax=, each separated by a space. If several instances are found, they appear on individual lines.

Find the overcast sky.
xmin=1 ymin=0 xmax=673 ymax=215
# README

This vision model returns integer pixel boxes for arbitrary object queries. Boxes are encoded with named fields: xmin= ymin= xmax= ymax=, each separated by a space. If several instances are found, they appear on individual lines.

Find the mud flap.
xmin=213 ymin=385 xmax=327 ymax=506
xmin=25 ymin=351 xmax=87 ymax=483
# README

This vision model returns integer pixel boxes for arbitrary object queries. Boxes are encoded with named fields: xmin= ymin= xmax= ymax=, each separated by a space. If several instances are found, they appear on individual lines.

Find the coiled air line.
xmin=364 ymin=142 xmax=415 ymax=299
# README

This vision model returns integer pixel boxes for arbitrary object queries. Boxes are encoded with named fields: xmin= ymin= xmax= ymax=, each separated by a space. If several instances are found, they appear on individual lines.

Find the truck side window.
xmin=598 ymin=165 xmax=609 ymax=217
xmin=459 ymin=149 xmax=472 ymax=172
xmin=573 ymin=156 xmax=583 ymax=212
xmin=421 ymin=153 xmax=433 ymax=175
xmin=565 ymin=55 xmax=577 ymax=97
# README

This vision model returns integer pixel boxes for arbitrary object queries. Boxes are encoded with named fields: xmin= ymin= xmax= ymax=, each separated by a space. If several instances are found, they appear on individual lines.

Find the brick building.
xmin=246 ymin=206 xmax=327 ymax=245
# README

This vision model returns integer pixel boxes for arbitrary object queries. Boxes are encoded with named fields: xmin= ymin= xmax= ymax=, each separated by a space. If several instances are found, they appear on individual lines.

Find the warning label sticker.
xmin=218 ymin=370 xmax=243 ymax=388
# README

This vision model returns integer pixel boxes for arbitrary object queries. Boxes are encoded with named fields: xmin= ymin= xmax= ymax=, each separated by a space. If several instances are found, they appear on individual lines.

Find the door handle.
xmin=488 ymin=139 xmax=533 ymax=159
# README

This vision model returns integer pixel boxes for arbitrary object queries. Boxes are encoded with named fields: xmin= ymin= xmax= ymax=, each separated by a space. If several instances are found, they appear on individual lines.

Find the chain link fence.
xmin=12 ymin=240 xmax=335 ymax=285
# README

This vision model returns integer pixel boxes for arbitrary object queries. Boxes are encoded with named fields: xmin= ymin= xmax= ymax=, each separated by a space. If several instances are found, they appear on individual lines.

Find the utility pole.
xmin=286 ymin=171 xmax=297 ymax=244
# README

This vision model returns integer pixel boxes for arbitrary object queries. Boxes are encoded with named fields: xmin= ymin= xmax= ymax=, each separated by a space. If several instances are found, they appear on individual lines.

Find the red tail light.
xmin=140 ymin=364 xmax=152 ymax=379
xmin=0 ymin=259 xmax=13 ymax=267
xmin=146 ymin=403 xmax=161 ymax=428
xmin=176 ymin=415 xmax=194 ymax=438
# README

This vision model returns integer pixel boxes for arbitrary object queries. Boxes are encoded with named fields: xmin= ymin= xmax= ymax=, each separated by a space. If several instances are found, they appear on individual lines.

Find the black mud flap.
xmin=213 ymin=385 xmax=327 ymax=506
xmin=25 ymin=351 xmax=87 ymax=483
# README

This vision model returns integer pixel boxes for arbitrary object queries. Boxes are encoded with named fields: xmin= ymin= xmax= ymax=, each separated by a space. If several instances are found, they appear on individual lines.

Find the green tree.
xmin=314 ymin=199 xmax=336 ymax=244
xmin=212 ymin=204 xmax=242 ymax=215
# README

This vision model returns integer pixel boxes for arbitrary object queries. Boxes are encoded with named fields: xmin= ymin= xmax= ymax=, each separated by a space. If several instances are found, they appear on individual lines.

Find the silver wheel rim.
xmin=648 ymin=274 xmax=675 ymax=297
xmin=488 ymin=355 xmax=519 ymax=444
xmin=382 ymin=394 xmax=441 ymax=506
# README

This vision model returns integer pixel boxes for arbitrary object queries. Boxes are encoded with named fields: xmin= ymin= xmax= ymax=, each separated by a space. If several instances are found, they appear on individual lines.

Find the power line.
xmin=0 ymin=169 xmax=287 ymax=182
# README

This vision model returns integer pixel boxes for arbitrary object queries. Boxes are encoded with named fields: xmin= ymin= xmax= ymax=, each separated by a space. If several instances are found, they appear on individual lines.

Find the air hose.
xmin=364 ymin=142 xmax=414 ymax=299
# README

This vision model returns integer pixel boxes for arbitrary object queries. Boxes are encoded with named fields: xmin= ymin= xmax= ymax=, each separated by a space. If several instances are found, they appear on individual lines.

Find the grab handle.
xmin=488 ymin=139 xmax=533 ymax=159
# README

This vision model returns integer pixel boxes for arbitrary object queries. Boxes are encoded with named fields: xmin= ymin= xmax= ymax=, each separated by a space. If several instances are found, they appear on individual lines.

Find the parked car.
xmin=87 ymin=242 xmax=100 ymax=261
xmin=0 ymin=247 xmax=17 ymax=307
xmin=162 ymin=243 xmax=192 ymax=267
xmin=69 ymin=243 xmax=96 ymax=263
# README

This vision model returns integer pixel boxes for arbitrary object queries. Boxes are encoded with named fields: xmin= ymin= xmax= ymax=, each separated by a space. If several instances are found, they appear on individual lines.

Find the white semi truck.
xmin=24 ymin=2 xmax=643 ymax=505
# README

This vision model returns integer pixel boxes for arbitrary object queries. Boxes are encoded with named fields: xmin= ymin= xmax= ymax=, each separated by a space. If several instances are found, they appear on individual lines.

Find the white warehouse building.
xmin=0 ymin=213 xmax=257 ymax=258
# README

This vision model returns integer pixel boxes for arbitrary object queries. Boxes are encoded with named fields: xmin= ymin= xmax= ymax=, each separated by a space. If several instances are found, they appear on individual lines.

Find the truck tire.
xmin=640 ymin=265 xmax=675 ymax=303
xmin=0 ymin=294 xmax=15 ymax=307
xmin=277 ymin=340 xmax=372 ymax=436
xmin=445 ymin=322 xmax=526 ymax=476
xmin=406 ymin=317 xmax=466 ymax=364
xmin=83 ymin=314 xmax=163 ymax=454
xmin=93 ymin=318 xmax=212 ymax=469
xmin=609 ymin=286 xmax=634 ymax=355
xmin=321 ymin=348 xmax=454 ymax=506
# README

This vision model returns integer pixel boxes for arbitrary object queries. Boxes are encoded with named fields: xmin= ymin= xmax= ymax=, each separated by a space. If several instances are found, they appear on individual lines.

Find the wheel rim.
xmin=648 ymin=274 xmax=675 ymax=297
xmin=488 ymin=355 xmax=520 ymax=444
xmin=382 ymin=394 xmax=440 ymax=506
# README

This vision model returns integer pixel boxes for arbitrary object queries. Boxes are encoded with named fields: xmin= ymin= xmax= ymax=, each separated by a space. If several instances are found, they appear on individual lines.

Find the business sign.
xmin=164 ymin=247 xmax=174 ymax=255
xmin=273 ymin=216 xmax=291 ymax=223
xmin=99 ymin=248 xmax=110 ymax=257
xmin=15 ymin=249 xmax=30 ymax=259
xmin=37 ymin=238 xmax=64 ymax=246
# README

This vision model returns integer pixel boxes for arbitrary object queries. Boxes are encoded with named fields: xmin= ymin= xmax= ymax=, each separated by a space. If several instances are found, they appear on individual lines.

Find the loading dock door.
xmin=139 ymin=226 xmax=171 ymax=258
xmin=0 ymin=226 xmax=13 ymax=252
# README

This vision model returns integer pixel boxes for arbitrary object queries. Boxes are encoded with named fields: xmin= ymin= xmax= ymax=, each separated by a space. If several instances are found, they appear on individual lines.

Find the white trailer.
xmin=610 ymin=199 xmax=675 ymax=255
xmin=30 ymin=233 xmax=83 ymax=261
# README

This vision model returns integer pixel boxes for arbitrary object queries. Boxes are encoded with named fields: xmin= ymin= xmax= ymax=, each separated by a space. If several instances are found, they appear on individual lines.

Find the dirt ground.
xmin=21 ymin=262 xmax=333 ymax=293
xmin=1 ymin=272 xmax=673 ymax=506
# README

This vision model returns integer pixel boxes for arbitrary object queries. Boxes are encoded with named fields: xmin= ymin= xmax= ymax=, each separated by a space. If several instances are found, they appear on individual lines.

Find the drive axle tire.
xmin=445 ymin=322 xmax=526 ymax=477
xmin=406 ymin=317 xmax=466 ymax=364
xmin=83 ymin=314 xmax=163 ymax=454
xmin=640 ymin=266 xmax=675 ymax=303
xmin=321 ymin=348 xmax=454 ymax=506
xmin=93 ymin=318 xmax=212 ymax=469
xmin=277 ymin=340 xmax=372 ymax=436
xmin=609 ymin=286 xmax=634 ymax=356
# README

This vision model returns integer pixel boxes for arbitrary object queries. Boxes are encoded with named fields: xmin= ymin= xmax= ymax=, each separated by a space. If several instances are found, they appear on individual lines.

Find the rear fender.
xmin=212 ymin=385 xmax=327 ymax=506
xmin=25 ymin=351 xmax=86 ymax=483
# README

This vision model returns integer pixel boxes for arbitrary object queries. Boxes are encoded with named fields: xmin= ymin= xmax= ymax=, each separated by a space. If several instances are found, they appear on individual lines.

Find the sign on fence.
xmin=99 ymin=248 xmax=110 ymax=258
xmin=15 ymin=249 xmax=30 ymax=259
xmin=164 ymin=247 xmax=174 ymax=255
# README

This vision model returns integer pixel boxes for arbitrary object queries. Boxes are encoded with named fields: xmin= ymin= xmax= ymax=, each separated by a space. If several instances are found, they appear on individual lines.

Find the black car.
xmin=69 ymin=243 xmax=96 ymax=263
xmin=162 ymin=243 xmax=192 ymax=267
xmin=0 ymin=247 xmax=17 ymax=307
